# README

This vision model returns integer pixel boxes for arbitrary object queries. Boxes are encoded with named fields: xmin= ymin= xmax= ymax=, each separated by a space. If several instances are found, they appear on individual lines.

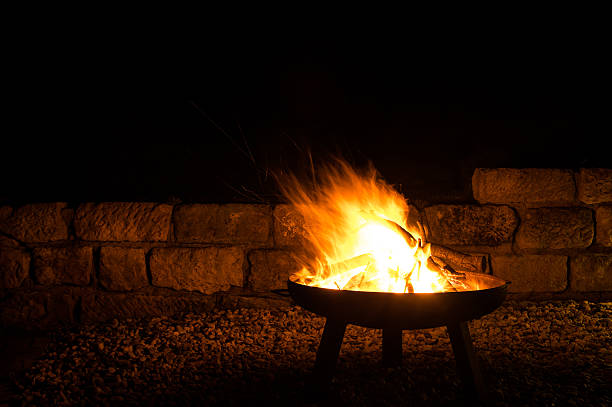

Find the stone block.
xmin=173 ymin=204 xmax=272 ymax=244
xmin=472 ymin=168 xmax=575 ymax=206
xmin=273 ymin=204 xmax=310 ymax=247
xmin=0 ymin=235 xmax=20 ymax=248
xmin=33 ymin=246 xmax=92 ymax=286
xmin=46 ymin=291 xmax=79 ymax=325
xmin=74 ymin=202 xmax=172 ymax=242
xmin=570 ymin=255 xmax=612 ymax=291
xmin=516 ymin=208 xmax=594 ymax=249
xmin=491 ymin=255 xmax=567 ymax=292
xmin=577 ymin=168 xmax=612 ymax=204
xmin=595 ymin=206 xmax=612 ymax=247
xmin=0 ymin=203 xmax=69 ymax=242
xmin=424 ymin=205 xmax=518 ymax=246
xmin=99 ymin=247 xmax=148 ymax=291
xmin=0 ymin=287 xmax=80 ymax=328
xmin=150 ymin=247 xmax=244 ymax=294
xmin=248 ymin=249 xmax=300 ymax=291
xmin=0 ymin=292 xmax=46 ymax=328
xmin=0 ymin=247 xmax=30 ymax=289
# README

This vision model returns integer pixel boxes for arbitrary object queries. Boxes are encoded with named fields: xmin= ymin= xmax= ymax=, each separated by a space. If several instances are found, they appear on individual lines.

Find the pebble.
xmin=9 ymin=300 xmax=611 ymax=406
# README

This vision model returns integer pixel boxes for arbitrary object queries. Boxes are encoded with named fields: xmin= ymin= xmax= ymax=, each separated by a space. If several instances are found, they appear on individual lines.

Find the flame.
xmin=279 ymin=160 xmax=458 ymax=293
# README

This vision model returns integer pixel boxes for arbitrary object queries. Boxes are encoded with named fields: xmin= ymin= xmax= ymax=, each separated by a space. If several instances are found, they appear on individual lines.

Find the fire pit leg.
xmin=310 ymin=319 xmax=346 ymax=397
xmin=446 ymin=321 xmax=486 ymax=402
xmin=382 ymin=328 xmax=402 ymax=367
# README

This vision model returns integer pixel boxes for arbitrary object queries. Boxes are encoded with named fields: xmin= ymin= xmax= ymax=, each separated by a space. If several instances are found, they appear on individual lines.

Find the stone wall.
xmin=469 ymin=168 xmax=612 ymax=296
xmin=1 ymin=168 xmax=611 ymax=329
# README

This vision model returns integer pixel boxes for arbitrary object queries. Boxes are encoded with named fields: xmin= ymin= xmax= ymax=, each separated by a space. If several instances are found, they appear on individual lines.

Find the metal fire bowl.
xmin=287 ymin=272 xmax=509 ymax=330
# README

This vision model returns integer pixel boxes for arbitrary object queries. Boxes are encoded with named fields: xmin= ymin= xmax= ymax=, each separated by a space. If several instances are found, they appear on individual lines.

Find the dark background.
xmin=3 ymin=32 xmax=609 ymax=205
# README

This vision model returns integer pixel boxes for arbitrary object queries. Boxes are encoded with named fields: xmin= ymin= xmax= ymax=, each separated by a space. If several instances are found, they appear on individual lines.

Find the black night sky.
xmin=4 ymin=32 xmax=609 ymax=205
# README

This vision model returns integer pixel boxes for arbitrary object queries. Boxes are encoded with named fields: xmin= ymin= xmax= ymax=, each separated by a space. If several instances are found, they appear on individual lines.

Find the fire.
xmin=279 ymin=160 xmax=464 ymax=293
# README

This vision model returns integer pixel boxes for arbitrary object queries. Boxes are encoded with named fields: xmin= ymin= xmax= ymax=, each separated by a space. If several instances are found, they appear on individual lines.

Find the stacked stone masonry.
xmin=1 ymin=168 xmax=611 ymax=329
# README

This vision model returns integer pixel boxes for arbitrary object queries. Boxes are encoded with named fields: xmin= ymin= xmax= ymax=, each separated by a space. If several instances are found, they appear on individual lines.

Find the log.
xmin=343 ymin=271 xmax=366 ymax=290
xmin=430 ymin=244 xmax=486 ymax=274
xmin=426 ymin=257 xmax=460 ymax=291
xmin=377 ymin=218 xmax=418 ymax=247
xmin=428 ymin=256 xmax=466 ymax=279
xmin=316 ymin=253 xmax=374 ymax=289
xmin=325 ymin=253 xmax=373 ymax=274
xmin=374 ymin=218 xmax=485 ymax=274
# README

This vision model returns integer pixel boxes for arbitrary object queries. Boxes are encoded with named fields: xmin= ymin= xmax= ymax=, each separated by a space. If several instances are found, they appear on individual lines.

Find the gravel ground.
xmin=5 ymin=300 xmax=611 ymax=406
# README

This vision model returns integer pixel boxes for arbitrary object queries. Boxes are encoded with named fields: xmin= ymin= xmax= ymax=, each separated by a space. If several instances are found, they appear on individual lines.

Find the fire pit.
xmin=276 ymin=160 xmax=511 ymax=401
xmin=288 ymin=272 xmax=509 ymax=401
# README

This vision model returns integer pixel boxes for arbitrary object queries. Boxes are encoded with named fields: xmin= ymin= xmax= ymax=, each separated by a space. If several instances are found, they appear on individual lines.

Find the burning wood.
xmin=343 ymin=263 xmax=380 ymax=291
xmin=427 ymin=256 xmax=466 ymax=279
xmin=314 ymin=254 xmax=374 ymax=289
xmin=379 ymin=219 xmax=470 ymax=287
xmin=378 ymin=216 xmax=485 ymax=276
xmin=377 ymin=218 xmax=418 ymax=248
xmin=325 ymin=253 xmax=373 ymax=275
xmin=299 ymin=216 xmax=480 ymax=293
xmin=279 ymin=159 xmax=484 ymax=294
xmin=430 ymin=245 xmax=487 ymax=274
xmin=426 ymin=257 xmax=461 ymax=292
